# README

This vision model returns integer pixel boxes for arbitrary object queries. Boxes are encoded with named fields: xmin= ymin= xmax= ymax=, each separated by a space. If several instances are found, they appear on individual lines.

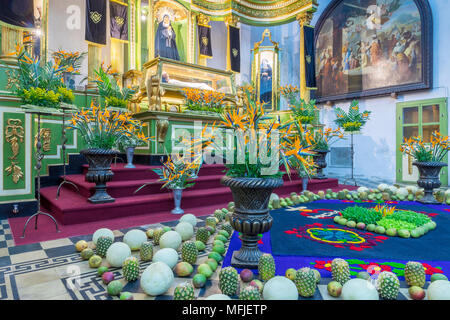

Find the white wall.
xmin=312 ymin=0 xmax=450 ymax=186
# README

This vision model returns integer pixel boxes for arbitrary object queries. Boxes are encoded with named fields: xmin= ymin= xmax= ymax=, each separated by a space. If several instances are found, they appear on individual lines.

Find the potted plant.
xmin=333 ymin=100 xmax=371 ymax=184
xmin=94 ymin=64 xmax=134 ymax=110
xmin=281 ymin=85 xmax=317 ymax=125
xmin=119 ymin=122 xmax=151 ymax=168
xmin=69 ymin=103 xmax=146 ymax=204
xmin=152 ymin=154 xmax=200 ymax=214
xmin=214 ymin=89 xmax=315 ymax=268
xmin=311 ymin=127 xmax=344 ymax=179
xmin=51 ymin=49 xmax=87 ymax=90
xmin=6 ymin=46 xmax=74 ymax=112
xmin=400 ymin=131 xmax=450 ymax=204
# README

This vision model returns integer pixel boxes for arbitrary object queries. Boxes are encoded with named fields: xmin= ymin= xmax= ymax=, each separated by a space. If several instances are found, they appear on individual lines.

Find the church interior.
xmin=0 ymin=0 xmax=450 ymax=303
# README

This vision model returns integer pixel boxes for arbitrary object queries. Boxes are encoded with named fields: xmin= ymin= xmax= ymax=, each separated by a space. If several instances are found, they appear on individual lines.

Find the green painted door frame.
xmin=396 ymin=97 xmax=448 ymax=186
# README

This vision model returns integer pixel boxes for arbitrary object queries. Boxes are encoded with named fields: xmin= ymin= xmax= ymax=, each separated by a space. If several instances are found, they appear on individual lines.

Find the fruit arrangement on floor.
xmin=73 ymin=200 xmax=450 ymax=300
xmin=333 ymin=204 xmax=437 ymax=238
xmin=269 ymin=183 xmax=450 ymax=208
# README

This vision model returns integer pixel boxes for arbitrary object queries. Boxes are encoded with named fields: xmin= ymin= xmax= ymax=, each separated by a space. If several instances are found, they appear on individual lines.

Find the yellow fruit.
xmin=285 ymin=268 xmax=297 ymax=281
xmin=75 ymin=240 xmax=88 ymax=252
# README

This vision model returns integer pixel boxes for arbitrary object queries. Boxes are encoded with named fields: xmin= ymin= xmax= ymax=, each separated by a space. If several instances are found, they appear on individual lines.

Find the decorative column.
xmin=297 ymin=11 xmax=314 ymax=103
xmin=87 ymin=44 xmax=102 ymax=89
xmin=187 ymin=11 xmax=196 ymax=64
xmin=197 ymin=13 xmax=210 ymax=67
xmin=0 ymin=25 xmax=23 ymax=63
xmin=148 ymin=0 xmax=155 ymax=59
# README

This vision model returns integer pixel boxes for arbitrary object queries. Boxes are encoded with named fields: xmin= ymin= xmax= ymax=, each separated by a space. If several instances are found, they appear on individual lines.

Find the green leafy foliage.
xmin=334 ymin=100 xmax=371 ymax=132
xmin=94 ymin=65 xmax=134 ymax=108
xmin=376 ymin=217 xmax=417 ymax=231
xmin=340 ymin=206 xmax=382 ymax=224
xmin=19 ymin=87 xmax=60 ymax=108
xmin=385 ymin=210 xmax=431 ymax=227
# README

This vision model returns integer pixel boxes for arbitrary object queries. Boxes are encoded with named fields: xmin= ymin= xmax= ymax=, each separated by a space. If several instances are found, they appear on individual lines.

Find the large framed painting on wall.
xmin=314 ymin=0 xmax=432 ymax=102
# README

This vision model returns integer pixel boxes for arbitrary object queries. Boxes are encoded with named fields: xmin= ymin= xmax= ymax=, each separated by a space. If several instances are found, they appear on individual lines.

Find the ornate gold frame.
xmin=251 ymin=29 xmax=280 ymax=111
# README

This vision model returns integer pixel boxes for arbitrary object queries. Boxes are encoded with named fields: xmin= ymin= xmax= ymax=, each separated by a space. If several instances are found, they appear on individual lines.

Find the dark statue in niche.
xmin=315 ymin=0 xmax=432 ymax=101
xmin=155 ymin=14 xmax=180 ymax=61
xmin=260 ymin=58 xmax=272 ymax=106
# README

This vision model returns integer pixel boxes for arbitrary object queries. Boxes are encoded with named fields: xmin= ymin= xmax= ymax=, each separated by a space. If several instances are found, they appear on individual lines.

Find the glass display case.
xmin=141 ymin=57 xmax=236 ymax=111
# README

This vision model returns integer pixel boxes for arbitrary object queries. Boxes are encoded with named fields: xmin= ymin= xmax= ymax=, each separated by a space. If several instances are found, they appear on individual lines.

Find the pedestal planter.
xmin=80 ymin=149 xmax=119 ymax=204
xmin=413 ymin=161 xmax=448 ymax=204
xmin=221 ymin=176 xmax=283 ymax=268
xmin=125 ymin=146 xmax=136 ymax=169
xmin=313 ymin=149 xmax=329 ymax=180
xmin=171 ymin=188 xmax=184 ymax=214
xmin=301 ymin=177 xmax=309 ymax=192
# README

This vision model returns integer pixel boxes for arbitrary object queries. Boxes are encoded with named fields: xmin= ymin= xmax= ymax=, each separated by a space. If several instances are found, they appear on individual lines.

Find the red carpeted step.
xmin=82 ymin=164 xmax=160 ymax=181
xmin=63 ymin=173 xmax=226 ymax=198
xmin=40 ymin=185 xmax=234 ymax=225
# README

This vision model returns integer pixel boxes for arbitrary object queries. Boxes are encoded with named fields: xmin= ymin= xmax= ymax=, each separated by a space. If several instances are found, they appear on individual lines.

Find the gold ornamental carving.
xmin=296 ymin=11 xmax=313 ymax=26
xmin=197 ymin=13 xmax=210 ymax=26
xmin=35 ymin=128 xmax=52 ymax=152
xmin=4 ymin=119 xmax=25 ymax=184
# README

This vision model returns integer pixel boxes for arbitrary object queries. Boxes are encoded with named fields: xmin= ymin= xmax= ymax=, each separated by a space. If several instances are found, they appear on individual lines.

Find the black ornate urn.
xmin=221 ymin=176 xmax=283 ymax=268
xmin=80 ymin=149 xmax=119 ymax=204
xmin=313 ymin=149 xmax=330 ymax=180
xmin=413 ymin=161 xmax=448 ymax=204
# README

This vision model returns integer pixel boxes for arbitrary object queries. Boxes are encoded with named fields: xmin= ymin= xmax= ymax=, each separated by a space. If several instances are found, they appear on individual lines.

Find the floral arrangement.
xmin=94 ymin=64 xmax=134 ymax=109
xmin=69 ymin=102 xmax=148 ymax=149
xmin=216 ymin=89 xmax=315 ymax=178
xmin=281 ymin=119 xmax=317 ymax=178
xmin=400 ymin=131 xmax=450 ymax=162
xmin=51 ymin=49 xmax=87 ymax=74
xmin=182 ymin=88 xmax=226 ymax=114
xmin=280 ymin=85 xmax=317 ymax=124
xmin=312 ymin=127 xmax=344 ymax=151
xmin=152 ymin=154 xmax=200 ymax=189
xmin=6 ymin=45 xmax=74 ymax=108
xmin=334 ymin=100 xmax=371 ymax=132
xmin=119 ymin=121 xmax=151 ymax=148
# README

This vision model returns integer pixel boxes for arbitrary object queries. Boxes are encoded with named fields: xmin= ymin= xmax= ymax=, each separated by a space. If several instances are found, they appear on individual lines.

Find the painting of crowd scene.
xmin=316 ymin=0 xmax=422 ymax=98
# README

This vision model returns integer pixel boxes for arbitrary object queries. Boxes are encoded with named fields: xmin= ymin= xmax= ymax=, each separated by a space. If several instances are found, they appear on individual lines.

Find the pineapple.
xmin=181 ymin=241 xmax=198 ymax=265
xmin=258 ymin=254 xmax=275 ymax=281
xmin=219 ymin=267 xmax=239 ymax=296
xmin=331 ymin=258 xmax=350 ymax=285
xmin=96 ymin=236 xmax=113 ymax=257
xmin=377 ymin=271 xmax=400 ymax=300
xmin=196 ymin=227 xmax=209 ymax=244
xmin=122 ymin=256 xmax=140 ymax=281
xmin=153 ymin=227 xmax=165 ymax=245
xmin=295 ymin=267 xmax=316 ymax=297
xmin=405 ymin=261 xmax=426 ymax=287
xmin=214 ymin=210 xmax=226 ymax=222
xmin=173 ymin=282 xmax=195 ymax=300
xmin=239 ymin=286 xmax=261 ymax=300
xmin=140 ymin=241 xmax=153 ymax=261
xmin=206 ymin=216 xmax=217 ymax=226
xmin=221 ymin=223 xmax=233 ymax=236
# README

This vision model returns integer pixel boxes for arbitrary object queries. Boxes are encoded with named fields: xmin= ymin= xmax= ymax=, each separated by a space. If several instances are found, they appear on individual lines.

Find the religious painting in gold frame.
xmin=251 ymin=29 xmax=280 ymax=111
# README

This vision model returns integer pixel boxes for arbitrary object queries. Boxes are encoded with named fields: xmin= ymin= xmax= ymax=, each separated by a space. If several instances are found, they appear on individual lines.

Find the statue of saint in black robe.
xmin=155 ymin=15 xmax=180 ymax=61
xmin=260 ymin=59 xmax=272 ymax=106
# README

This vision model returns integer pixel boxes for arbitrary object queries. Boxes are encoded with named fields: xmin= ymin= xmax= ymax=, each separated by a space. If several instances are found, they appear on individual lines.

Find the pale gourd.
xmin=140 ymin=262 xmax=174 ymax=296
xmin=93 ymin=228 xmax=114 ymax=245
xmin=106 ymin=242 xmax=131 ymax=267
xmin=341 ymin=278 xmax=379 ymax=300
xmin=175 ymin=222 xmax=194 ymax=241
xmin=123 ymin=229 xmax=147 ymax=250
xmin=179 ymin=213 xmax=197 ymax=227
xmin=428 ymin=280 xmax=450 ymax=300
xmin=159 ymin=231 xmax=182 ymax=250
xmin=152 ymin=248 xmax=178 ymax=268
xmin=262 ymin=276 xmax=298 ymax=300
